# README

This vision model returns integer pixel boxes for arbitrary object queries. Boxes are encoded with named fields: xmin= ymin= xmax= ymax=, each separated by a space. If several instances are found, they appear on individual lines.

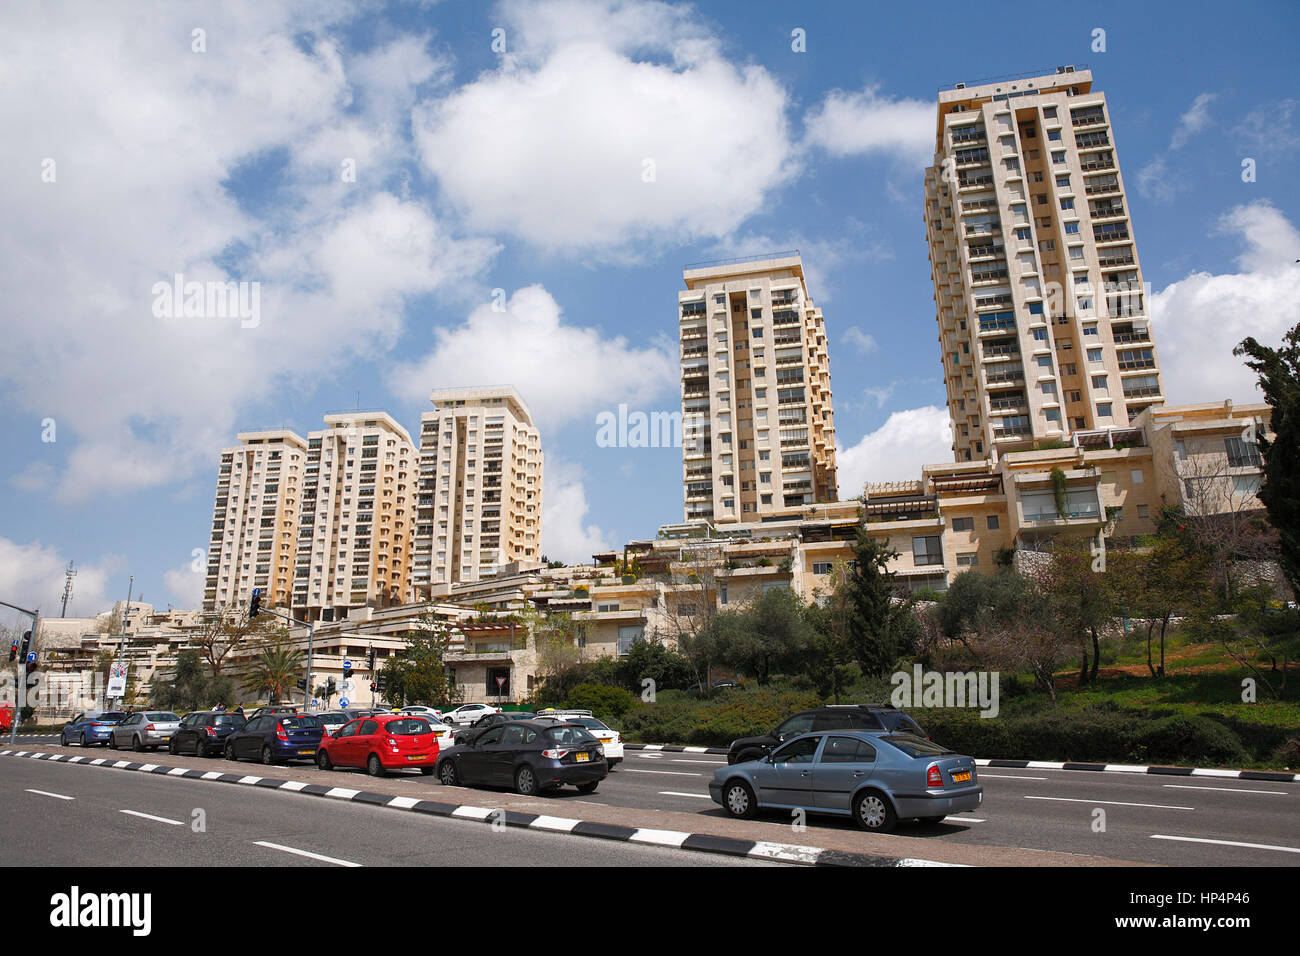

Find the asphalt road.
xmin=0 ymin=757 xmax=785 ymax=867
xmin=6 ymin=738 xmax=1297 ymax=866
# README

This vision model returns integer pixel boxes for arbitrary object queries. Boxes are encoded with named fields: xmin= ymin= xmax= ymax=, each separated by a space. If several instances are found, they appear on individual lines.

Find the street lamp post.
xmin=254 ymin=605 xmax=315 ymax=709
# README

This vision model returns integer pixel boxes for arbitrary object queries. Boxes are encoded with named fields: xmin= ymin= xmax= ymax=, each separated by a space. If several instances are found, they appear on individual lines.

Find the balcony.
xmin=958 ymin=173 xmax=994 ymax=189
xmin=982 ymin=343 xmax=1020 ymax=360
xmin=1122 ymin=384 xmax=1161 ymax=398
xmin=1094 ymin=225 xmax=1131 ymax=243
xmin=1080 ymin=156 xmax=1116 ymax=172
xmin=993 ymin=424 xmax=1032 ymax=439
xmin=1097 ymin=251 xmax=1135 ymax=268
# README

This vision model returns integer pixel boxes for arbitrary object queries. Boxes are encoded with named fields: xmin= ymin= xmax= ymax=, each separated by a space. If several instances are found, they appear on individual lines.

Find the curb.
xmin=623 ymin=744 xmax=1300 ymax=782
xmin=0 ymin=749 xmax=965 ymax=868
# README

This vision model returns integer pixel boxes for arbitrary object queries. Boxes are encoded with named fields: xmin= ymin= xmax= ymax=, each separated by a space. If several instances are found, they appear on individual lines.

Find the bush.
xmin=564 ymin=683 xmax=638 ymax=721
xmin=619 ymin=685 xmax=821 ymax=746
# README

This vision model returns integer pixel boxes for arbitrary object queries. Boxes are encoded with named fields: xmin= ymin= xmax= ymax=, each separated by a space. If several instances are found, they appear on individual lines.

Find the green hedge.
xmin=618 ymin=687 xmax=821 ymax=747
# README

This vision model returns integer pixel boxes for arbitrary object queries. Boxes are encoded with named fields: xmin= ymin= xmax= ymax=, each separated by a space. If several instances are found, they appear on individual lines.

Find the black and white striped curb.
xmin=625 ymin=744 xmax=1300 ymax=782
xmin=0 ymin=749 xmax=964 ymax=867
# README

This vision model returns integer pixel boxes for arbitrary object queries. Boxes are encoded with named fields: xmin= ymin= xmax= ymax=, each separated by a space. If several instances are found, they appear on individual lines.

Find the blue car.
xmin=709 ymin=730 xmax=982 ymax=832
xmin=60 ymin=710 xmax=127 ymax=747
xmin=223 ymin=712 xmax=323 ymax=765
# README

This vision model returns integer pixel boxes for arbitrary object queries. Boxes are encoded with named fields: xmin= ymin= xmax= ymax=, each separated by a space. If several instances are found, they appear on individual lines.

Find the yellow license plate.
xmin=952 ymin=771 xmax=971 ymax=783
xmin=407 ymin=755 xmax=426 ymax=761
xmin=299 ymin=749 xmax=316 ymax=755
xmin=575 ymin=752 xmax=589 ymax=762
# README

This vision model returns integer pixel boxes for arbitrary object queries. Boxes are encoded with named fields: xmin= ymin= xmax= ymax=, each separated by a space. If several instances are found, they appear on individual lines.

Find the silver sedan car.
xmin=108 ymin=711 xmax=182 ymax=752
xmin=709 ymin=730 xmax=982 ymax=832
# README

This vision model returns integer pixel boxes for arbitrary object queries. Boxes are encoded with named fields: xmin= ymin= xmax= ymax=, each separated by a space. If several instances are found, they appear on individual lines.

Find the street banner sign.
xmin=107 ymin=676 xmax=126 ymax=696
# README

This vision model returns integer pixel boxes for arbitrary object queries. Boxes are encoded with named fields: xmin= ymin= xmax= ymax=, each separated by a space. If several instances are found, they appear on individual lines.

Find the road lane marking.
xmin=949 ymin=816 xmax=985 ymax=822
xmin=253 ymin=841 xmax=361 ymax=867
xmin=1163 ymin=784 xmax=1289 ymax=796
xmin=1151 ymin=834 xmax=1300 ymax=855
xmin=670 ymin=758 xmax=725 ymax=765
xmin=1026 ymin=796 xmax=1194 ymax=811
xmin=621 ymin=768 xmax=703 ymax=776
xmin=25 ymin=789 xmax=74 ymax=800
xmin=120 ymin=809 xmax=184 ymax=826
xmin=978 ymin=774 xmax=1047 ymax=780
xmin=659 ymin=790 xmax=713 ymax=799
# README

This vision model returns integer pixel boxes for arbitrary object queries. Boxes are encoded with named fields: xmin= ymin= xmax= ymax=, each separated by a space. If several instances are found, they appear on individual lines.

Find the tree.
xmin=382 ymin=614 xmax=461 ymax=707
xmin=240 ymin=637 xmax=303 ymax=704
xmin=154 ymin=649 xmax=232 ymax=711
xmin=844 ymin=527 xmax=919 ymax=676
xmin=1236 ymin=325 xmax=1300 ymax=596
xmin=193 ymin=605 xmax=272 ymax=679
xmin=711 ymin=586 xmax=813 ymax=685
xmin=1034 ymin=540 xmax=1113 ymax=685
xmin=803 ymin=559 xmax=858 ymax=701
xmin=1108 ymin=527 xmax=1210 ymax=678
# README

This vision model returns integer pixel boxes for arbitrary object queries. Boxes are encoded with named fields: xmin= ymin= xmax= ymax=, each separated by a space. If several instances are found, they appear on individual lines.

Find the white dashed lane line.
xmin=658 ymin=791 xmax=713 ymax=799
xmin=1151 ymin=835 xmax=1300 ymax=855
xmin=621 ymin=768 xmax=704 ymax=776
xmin=119 ymin=809 xmax=185 ymax=826
xmin=253 ymin=841 xmax=362 ymax=867
xmin=1163 ymin=784 xmax=1290 ymax=796
xmin=1025 ymin=796 xmax=1194 ymax=811
xmin=25 ymin=788 xmax=74 ymax=800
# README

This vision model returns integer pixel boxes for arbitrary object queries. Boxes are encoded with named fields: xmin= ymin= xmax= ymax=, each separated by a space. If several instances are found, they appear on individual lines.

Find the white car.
xmin=536 ymin=710 xmax=623 ymax=768
xmin=440 ymin=703 xmax=500 ymax=726
xmin=399 ymin=705 xmax=444 ymax=719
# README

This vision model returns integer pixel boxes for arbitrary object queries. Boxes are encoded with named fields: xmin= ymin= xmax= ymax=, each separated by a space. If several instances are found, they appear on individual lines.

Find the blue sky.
xmin=1 ymin=0 xmax=1298 ymax=621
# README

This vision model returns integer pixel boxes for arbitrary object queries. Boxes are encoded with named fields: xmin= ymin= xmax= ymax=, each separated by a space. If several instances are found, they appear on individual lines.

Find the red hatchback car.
xmin=316 ymin=714 xmax=440 ymax=777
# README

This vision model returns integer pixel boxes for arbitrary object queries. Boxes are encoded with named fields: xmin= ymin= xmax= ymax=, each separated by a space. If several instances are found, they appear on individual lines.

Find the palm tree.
xmin=241 ymin=640 xmax=304 ymax=704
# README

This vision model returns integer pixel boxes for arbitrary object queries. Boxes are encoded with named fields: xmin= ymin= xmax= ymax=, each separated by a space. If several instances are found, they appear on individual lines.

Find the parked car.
xmin=316 ymin=714 xmax=441 ymax=777
xmin=0 ymin=704 xmax=13 ymax=734
xmin=452 ymin=710 xmax=537 ymax=746
xmin=169 ymin=711 xmax=247 ymax=757
xmin=726 ymin=705 xmax=926 ymax=765
xmin=398 ymin=705 xmax=444 ymax=719
xmin=316 ymin=711 xmax=352 ymax=735
xmin=108 ymin=711 xmax=181 ymax=751
xmin=534 ymin=711 xmax=622 ymax=768
xmin=440 ymin=703 xmax=500 ymax=726
xmin=224 ymin=713 xmax=324 ymax=765
xmin=60 ymin=710 xmax=126 ymax=747
xmin=435 ymin=720 xmax=607 ymax=796
xmin=711 ymin=731 xmax=981 ymax=832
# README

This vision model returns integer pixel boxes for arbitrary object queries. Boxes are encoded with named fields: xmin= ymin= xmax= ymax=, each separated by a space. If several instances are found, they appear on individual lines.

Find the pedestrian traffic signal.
xmin=369 ymin=682 xmax=376 ymax=693
xmin=249 ymin=589 xmax=261 ymax=618
xmin=8 ymin=638 xmax=16 ymax=662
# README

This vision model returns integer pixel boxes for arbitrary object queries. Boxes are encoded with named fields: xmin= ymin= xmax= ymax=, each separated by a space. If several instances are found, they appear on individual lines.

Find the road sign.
xmin=343 ymin=660 xmax=352 ymax=672
xmin=339 ymin=697 xmax=349 ymax=708
xmin=341 ymin=680 xmax=354 ymax=695
xmin=311 ymin=699 xmax=319 ymax=709
xmin=495 ymin=676 xmax=506 ymax=691
xmin=25 ymin=652 xmax=36 ymax=663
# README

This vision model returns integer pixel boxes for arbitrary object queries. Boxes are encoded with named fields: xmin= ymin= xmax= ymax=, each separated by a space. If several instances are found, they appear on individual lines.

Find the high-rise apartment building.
xmin=292 ymin=412 xmax=416 ymax=622
xmin=678 ymin=252 xmax=837 ymax=523
xmin=203 ymin=430 xmax=307 ymax=613
xmin=413 ymin=386 xmax=543 ymax=594
xmin=925 ymin=67 xmax=1164 ymax=462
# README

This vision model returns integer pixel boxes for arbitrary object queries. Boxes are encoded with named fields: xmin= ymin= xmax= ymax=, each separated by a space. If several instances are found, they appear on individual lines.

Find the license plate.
xmin=407 ymin=754 xmax=426 ymax=761
xmin=575 ymin=752 xmax=589 ymax=762
xmin=952 ymin=771 xmax=971 ymax=783
xmin=299 ymin=749 xmax=316 ymax=755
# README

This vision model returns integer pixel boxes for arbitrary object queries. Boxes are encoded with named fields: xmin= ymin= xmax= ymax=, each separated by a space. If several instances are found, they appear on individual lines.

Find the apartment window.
xmin=956 ymin=552 xmax=979 ymax=567
xmin=1041 ymin=381 xmax=1057 ymax=397
xmin=1060 ymin=198 xmax=1074 ymax=211
xmin=1137 ymin=504 xmax=1150 ymax=519
xmin=1131 ymin=469 xmax=1144 ymax=484
xmin=1032 ymin=328 xmax=1047 ymax=341
xmin=1091 ymin=375 xmax=1108 ymax=390
xmin=1036 ymin=355 xmax=1054 ymax=371
xmin=1004 ymin=157 xmax=1020 ymax=173
xmin=1087 ymin=348 xmax=1104 ymax=363
xmin=987 ymin=514 xmax=1000 ymax=530
xmin=1064 ymin=221 xmax=1080 ymax=235
xmin=1055 ymin=173 xmax=1070 ymax=187
xmin=1035 ymin=194 xmax=1048 ymax=205
xmin=1031 ymin=170 xmax=1044 ymax=182
xmin=1045 ymin=408 xmax=1061 ymax=423
xmin=1052 ymin=151 xmax=1066 ymax=164
xmin=1038 ymin=239 xmax=1055 ymax=252
xmin=1097 ymin=402 xmax=1113 ymax=417
xmin=1015 ymin=227 xmax=1031 ymax=240
xmin=912 ymin=536 xmax=943 ymax=566
xmin=1069 ymin=390 xmax=1082 ymax=403
xmin=812 ymin=562 xmax=833 ymax=575
xmin=1224 ymin=436 xmax=1262 ymax=467
xmin=1233 ymin=474 xmax=1262 ymax=496
xmin=1043 ymin=106 xmax=1058 ymax=119
xmin=1048 ymin=129 xmax=1063 ymax=142
xmin=951 ymin=516 xmax=975 ymax=532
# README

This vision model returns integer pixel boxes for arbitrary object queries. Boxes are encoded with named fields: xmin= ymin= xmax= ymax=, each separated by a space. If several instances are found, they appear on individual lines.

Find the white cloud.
xmin=163 ymin=560 xmax=207 ymax=611
xmin=390 ymin=285 xmax=677 ymax=431
xmin=1135 ymin=156 xmax=1177 ymax=203
xmin=1150 ymin=202 xmax=1300 ymax=404
xmin=542 ymin=458 xmax=613 ymax=563
xmin=0 ymin=4 xmax=496 ymax=502
xmin=841 ymin=326 xmax=879 ymax=354
xmin=1170 ymin=92 xmax=1216 ymax=149
xmin=803 ymin=85 xmax=933 ymax=166
xmin=836 ymin=406 xmax=953 ymax=495
xmin=412 ymin=0 xmax=796 ymax=256
xmin=0 ymin=538 xmax=121 ymax=619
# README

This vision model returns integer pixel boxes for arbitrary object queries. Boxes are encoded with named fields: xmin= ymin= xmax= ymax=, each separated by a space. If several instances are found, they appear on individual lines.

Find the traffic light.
xmin=249 ymin=588 xmax=261 ymax=618
xmin=326 ymin=677 xmax=337 ymax=696
xmin=369 ymin=681 xmax=376 ymax=694
xmin=8 ymin=638 xmax=16 ymax=662
xmin=295 ymin=678 xmax=307 ymax=691
xmin=367 ymin=646 xmax=375 ymax=671
xmin=25 ymin=661 xmax=38 ymax=687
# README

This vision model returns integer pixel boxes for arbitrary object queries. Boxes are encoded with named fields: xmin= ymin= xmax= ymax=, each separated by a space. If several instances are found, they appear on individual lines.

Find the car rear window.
xmin=880 ymin=734 xmax=954 ymax=758
xmin=570 ymin=717 xmax=609 ymax=731
xmin=385 ymin=718 xmax=432 ymax=736
xmin=280 ymin=716 xmax=322 ymax=730
xmin=213 ymin=715 xmax=244 ymax=726
xmin=97 ymin=713 xmax=126 ymax=722
xmin=147 ymin=713 xmax=179 ymax=721
xmin=543 ymin=725 xmax=597 ymax=746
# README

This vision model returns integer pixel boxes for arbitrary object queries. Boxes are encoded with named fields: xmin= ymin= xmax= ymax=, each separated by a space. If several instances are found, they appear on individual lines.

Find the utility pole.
xmin=111 ymin=576 xmax=132 ymax=710
xmin=60 ymin=561 xmax=76 ymax=618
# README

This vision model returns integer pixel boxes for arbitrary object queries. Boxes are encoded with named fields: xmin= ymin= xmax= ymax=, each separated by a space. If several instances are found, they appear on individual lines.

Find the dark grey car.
xmin=709 ymin=730 xmax=982 ymax=832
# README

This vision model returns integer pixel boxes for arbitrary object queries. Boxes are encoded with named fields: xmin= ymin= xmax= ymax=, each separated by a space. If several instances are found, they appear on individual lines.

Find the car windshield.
xmin=880 ymin=734 xmax=954 ymax=758
xmin=280 ymin=716 xmax=321 ymax=730
xmin=570 ymin=717 xmax=609 ymax=731
xmin=544 ymin=725 xmax=597 ymax=746
xmin=212 ymin=715 xmax=243 ymax=726
xmin=385 ymin=718 xmax=432 ymax=736
xmin=147 ymin=713 xmax=179 ymax=721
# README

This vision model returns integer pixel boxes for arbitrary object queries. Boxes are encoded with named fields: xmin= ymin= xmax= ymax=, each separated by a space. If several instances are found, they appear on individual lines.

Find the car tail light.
xmin=541 ymin=749 xmax=568 ymax=760
xmin=927 ymin=765 xmax=943 ymax=788
xmin=146 ymin=724 xmax=155 ymax=732
xmin=385 ymin=736 xmax=399 ymax=749
xmin=276 ymin=726 xmax=289 ymax=742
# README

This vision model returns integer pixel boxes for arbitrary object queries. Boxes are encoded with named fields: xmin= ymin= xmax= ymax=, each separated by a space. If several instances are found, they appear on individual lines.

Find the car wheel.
xmin=132 ymin=735 xmax=144 ymax=753
xmin=224 ymin=742 xmax=236 ymax=761
xmin=576 ymin=781 xmax=598 ymax=794
xmin=261 ymin=745 xmax=276 ymax=766
xmin=316 ymin=749 xmax=333 ymax=771
xmin=438 ymin=760 xmax=458 ymax=786
xmin=79 ymin=733 xmax=88 ymax=748
xmin=366 ymin=754 xmax=385 ymax=777
xmin=514 ymin=765 xmax=538 ymax=796
xmin=108 ymin=735 xmax=118 ymax=750
xmin=722 ymin=779 xmax=758 ymax=819
xmin=59 ymin=732 xmax=68 ymax=746
xmin=168 ymin=738 xmax=178 ymax=755
xmin=852 ymin=790 xmax=897 ymax=833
